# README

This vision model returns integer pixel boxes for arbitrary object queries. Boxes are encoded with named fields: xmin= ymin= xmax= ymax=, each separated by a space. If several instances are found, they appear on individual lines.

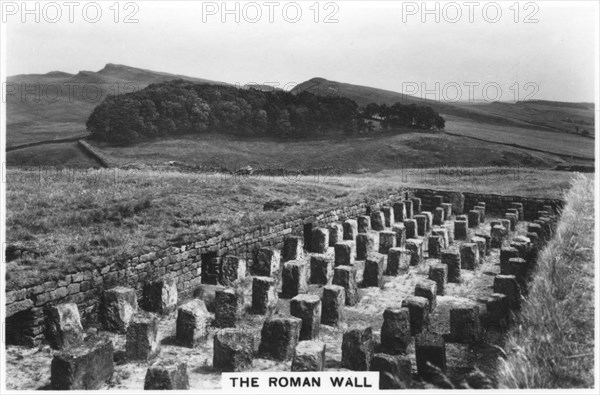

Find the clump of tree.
xmin=362 ymin=102 xmax=445 ymax=131
xmin=87 ymin=80 xmax=445 ymax=145
xmin=87 ymin=80 xmax=362 ymax=144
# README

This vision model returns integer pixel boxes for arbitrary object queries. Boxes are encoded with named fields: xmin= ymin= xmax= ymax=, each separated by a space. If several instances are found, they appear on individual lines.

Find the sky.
xmin=4 ymin=0 xmax=599 ymax=102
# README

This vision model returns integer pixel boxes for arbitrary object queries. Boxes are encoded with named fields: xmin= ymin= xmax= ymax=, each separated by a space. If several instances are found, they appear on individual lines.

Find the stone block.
xmin=378 ymin=230 xmax=397 ymax=254
xmin=415 ymin=333 xmax=446 ymax=380
xmin=431 ymin=227 xmax=449 ymax=248
xmin=251 ymin=276 xmax=278 ymax=314
xmin=501 ymin=219 xmax=512 ymax=233
xmin=142 ymin=276 xmax=178 ymax=315
xmin=328 ymin=223 xmax=344 ymax=246
xmin=380 ymin=307 xmax=411 ymax=355
xmin=126 ymin=311 xmax=160 ymax=360
xmin=393 ymin=201 xmax=407 ymax=223
xmin=282 ymin=260 xmax=308 ymax=299
xmin=343 ymin=219 xmax=359 ymax=240
xmin=414 ymin=215 xmax=428 ymax=236
xmin=357 ymin=215 xmax=371 ymax=233
xmin=259 ymin=316 xmax=302 ymax=361
xmin=402 ymin=296 xmax=430 ymax=335
xmin=363 ymin=253 xmax=386 ymax=288
xmin=342 ymin=325 xmax=374 ymax=370
xmin=428 ymin=263 xmax=448 ymax=295
xmin=404 ymin=200 xmax=413 ymax=219
xmin=283 ymin=236 xmax=304 ymax=262
xmin=100 ymin=287 xmax=138 ymax=333
xmin=507 ymin=257 xmax=528 ymax=288
xmin=215 ymin=288 xmax=243 ymax=327
xmin=356 ymin=233 xmax=377 ymax=261
xmin=470 ymin=236 xmax=487 ymax=259
xmin=460 ymin=243 xmax=480 ymax=270
xmin=493 ymin=275 xmax=521 ymax=310
xmin=213 ymin=329 xmax=255 ymax=372
xmin=309 ymin=254 xmax=333 ymax=285
xmin=411 ymin=197 xmax=422 ymax=214
xmin=321 ymin=285 xmax=345 ymax=326
xmin=404 ymin=219 xmax=417 ymax=239
xmin=387 ymin=224 xmax=406 ymax=253
xmin=254 ymin=248 xmax=281 ymax=277
xmin=370 ymin=211 xmax=386 ymax=231
xmin=386 ymin=247 xmax=410 ymax=275
xmin=486 ymin=293 xmax=510 ymax=330
xmin=405 ymin=238 xmax=423 ymax=266
xmin=382 ymin=206 xmax=395 ymax=228
xmin=433 ymin=207 xmax=445 ymax=226
xmin=333 ymin=266 xmax=359 ymax=306
xmin=475 ymin=233 xmax=491 ymax=255
xmin=221 ymin=255 xmax=246 ymax=286
xmin=291 ymin=341 xmax=326 ymax=372
xmin=144 ymin=360 xmax=189 ymax=390
xmin=473 ymin=205 xmax=485 ymax=222
xmin=441 ymin=203 xmax=452 ymax=219
xmin=311 ymin=228 xmax=329 ymax=254
xmin=50 ymin=337 xmax=114 ymax=390
xmin=491 ymin=225 xmax=507 ymax=248
xmin=415 ymin=279 xmax=437 ymax=311
xmin=447 ymin=301 xmax=481 ymax=343
xmin=371 ymin=353 xmax=412 ymax=389
xmin=46 ymin=303 xmax=84 ymax=350
xmin=500 ymin=247 xmax=520 ymax=274
xmin=467 ymin=210 xmax=480 ymax=228
xmin=421 ymin=211 xmax=433 ymax=231
xmin=504 ymin=213 xmax=518 ymax=231
xmin=441 ymin=249 xmax=461 ymax=283
xmin=193 ymin=284 xmax=225 ymax=313
xmin=428 ymin=235 xmax=444 ymax=259
xmin=290 ymin=294 xmax=322 ymax=340
xmin=176 ymin=299 xmax=210 ymax=347
xmin=335 ymin=241 xmax=355 ymax=267
xmin=454 ymin=220 xmax=468 ymax=240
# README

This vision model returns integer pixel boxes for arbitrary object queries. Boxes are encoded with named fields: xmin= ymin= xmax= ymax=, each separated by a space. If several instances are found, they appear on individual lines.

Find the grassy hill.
xmin=6 ymin=64 xmax=226 ymax=147
xmin=453 ymin=100 xmax=595 ymax=136
xmin=291 ymin=77 xmax=561 ymax=129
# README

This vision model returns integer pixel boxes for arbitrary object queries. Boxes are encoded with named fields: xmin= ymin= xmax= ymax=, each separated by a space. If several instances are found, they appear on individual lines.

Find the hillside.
xmin=6 ymin=64 xmax=226 ymax=147
xmin=292 ymin=78 xmax=596 ymax=136
xmin=453 ymin=100 xmax=595 ymax=136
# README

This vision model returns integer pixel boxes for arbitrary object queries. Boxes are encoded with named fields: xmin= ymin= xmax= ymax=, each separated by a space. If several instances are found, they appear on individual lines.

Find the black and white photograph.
xmin=0 ymin=0 xmax=598 ymax=392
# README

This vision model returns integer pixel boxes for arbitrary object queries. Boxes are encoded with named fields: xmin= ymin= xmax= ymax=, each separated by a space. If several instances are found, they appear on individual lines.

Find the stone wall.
xmin=5 ymin=191 xmax=410 ymax=346
xmin=412 ymin=188 xmax=564 ymax=221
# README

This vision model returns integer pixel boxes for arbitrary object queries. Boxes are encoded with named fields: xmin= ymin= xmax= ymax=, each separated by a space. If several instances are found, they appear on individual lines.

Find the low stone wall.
xmin=5 ymin=191 xmax=410 ymax=346
xmin=412 ymin=188 xmax=564 ymax=221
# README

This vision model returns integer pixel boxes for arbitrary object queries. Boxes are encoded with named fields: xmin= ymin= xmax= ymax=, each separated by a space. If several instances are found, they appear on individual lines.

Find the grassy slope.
xmin=6 ymin=142 xmax=100 ymax=168
xmin=6 ymin=64 xmax=223 ymax=147
xmin=93 ymin=132 xmax=567 ymax=172
xmin=498 ymin=174 xmax=595 ymax=388
xmin=5 ymin=167 xmax=573 ymax=291
xmin=444 ymin=116 xmax=594 ymax=160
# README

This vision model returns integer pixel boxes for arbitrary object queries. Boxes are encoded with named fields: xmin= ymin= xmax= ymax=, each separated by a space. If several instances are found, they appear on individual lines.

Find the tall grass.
xmin=497 ymin=173 xmax=595 ymax=388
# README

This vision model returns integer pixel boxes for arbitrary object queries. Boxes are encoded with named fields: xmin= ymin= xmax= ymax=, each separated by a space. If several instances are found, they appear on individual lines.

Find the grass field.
xmin=6 ymin=141 xmax=100 ymax=167
xmin=5 ymin=167 xmax=574 ymax=291
xmin=91 ymin=131 xmax=569 ymax=172
xmin=498 ymin=174 xmax=595 ymax=388
xmin=444 ymin=116 xmax=594 ymax=160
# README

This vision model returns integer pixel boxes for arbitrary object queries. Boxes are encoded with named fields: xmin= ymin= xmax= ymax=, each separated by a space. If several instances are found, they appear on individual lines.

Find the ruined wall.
xmin=412 ymin=188 xmax=564 ymax=220
xmin=5 ymin=191 xmax=410 ymax=346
